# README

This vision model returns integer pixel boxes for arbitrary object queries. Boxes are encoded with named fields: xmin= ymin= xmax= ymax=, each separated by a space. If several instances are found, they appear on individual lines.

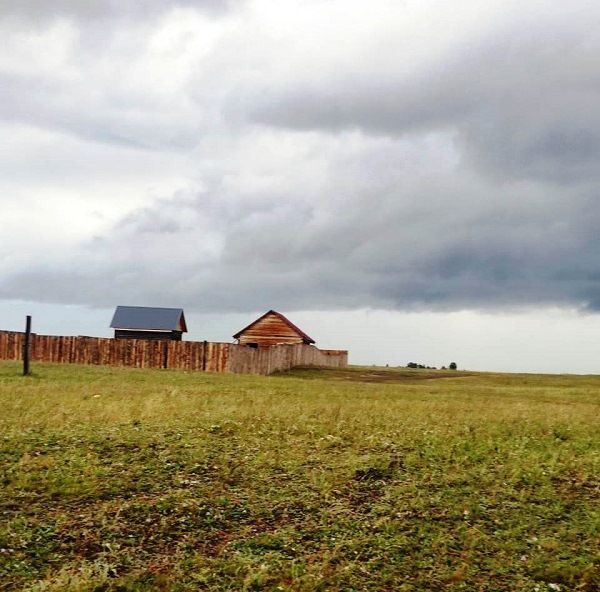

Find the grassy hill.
xmin=0 ymin=361 xmax=598 ymax=591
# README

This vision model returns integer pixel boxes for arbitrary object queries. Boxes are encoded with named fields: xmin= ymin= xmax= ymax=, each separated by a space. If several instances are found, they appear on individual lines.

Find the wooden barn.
xmin=233 ymin=310 xmax=315 ymax=348
xmin=110 ymin=306 xmax=187 ymax=341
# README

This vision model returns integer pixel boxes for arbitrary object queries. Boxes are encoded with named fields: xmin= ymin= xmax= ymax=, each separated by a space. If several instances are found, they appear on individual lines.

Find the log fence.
xmin=0 ymin=330 xmax=347 ymax=375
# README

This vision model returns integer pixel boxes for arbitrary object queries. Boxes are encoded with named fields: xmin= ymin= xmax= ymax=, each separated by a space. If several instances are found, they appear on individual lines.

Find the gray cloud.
xmin=243 ymin=12 xmax=600 ymax=185
xmin=4 ymin=159 xmax=600 ymax=312
xmin=0 ymin=0 xmax=238 ymax=22
xmin=0 ymin=72 xmax=203 ymax=151
xmin=0 ymin=0 xmax=240 ymax=150
xmin=1 ymin=1 xmax=600 ymax=314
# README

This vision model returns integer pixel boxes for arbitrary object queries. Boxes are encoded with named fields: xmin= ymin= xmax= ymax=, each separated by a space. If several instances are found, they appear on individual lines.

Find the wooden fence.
xmin=0 ymin=330 xmax=347 ymax=375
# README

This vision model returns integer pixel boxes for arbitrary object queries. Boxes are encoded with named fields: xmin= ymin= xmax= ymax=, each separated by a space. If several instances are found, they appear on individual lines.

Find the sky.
xmin=1 ymin=0 xmax=599 ymax=373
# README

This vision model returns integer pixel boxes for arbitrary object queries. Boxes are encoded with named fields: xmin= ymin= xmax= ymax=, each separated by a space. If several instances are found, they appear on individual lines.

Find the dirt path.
xmin=286 ymin=367 xmax=474 ymax=383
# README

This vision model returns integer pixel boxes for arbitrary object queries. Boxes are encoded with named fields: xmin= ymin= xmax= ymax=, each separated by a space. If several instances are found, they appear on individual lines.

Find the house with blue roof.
xmin=110 ymin=306 xmax=188 ymax=341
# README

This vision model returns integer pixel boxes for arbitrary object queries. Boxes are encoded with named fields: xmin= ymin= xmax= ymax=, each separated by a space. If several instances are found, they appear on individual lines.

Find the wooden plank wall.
xmin=227 ymin=343 xmax=348 ymax=374
xmin=236 ymin=312 xmax=305 ymax=346
xmin=0 ymin=330 xmax=347 ymax=375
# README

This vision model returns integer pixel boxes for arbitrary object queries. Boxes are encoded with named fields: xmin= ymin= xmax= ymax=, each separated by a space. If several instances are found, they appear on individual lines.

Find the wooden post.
xmin=162 ymin=341 xmax=169 ymax=369
xmin=23 ymin=315 xmax=31 ymax=376
xmin=202 ymin=341 xmax=208 ymax=371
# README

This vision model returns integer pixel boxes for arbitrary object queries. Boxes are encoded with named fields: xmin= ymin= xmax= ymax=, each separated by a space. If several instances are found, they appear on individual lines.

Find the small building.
xmin=110 ymin=306 xmax=187 ymax=341
xmin=233 ymin=310 xmax=315 ymax=348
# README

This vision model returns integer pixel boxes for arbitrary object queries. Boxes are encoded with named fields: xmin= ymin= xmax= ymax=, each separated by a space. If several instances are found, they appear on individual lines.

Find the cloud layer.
xmin=1 ymin=0 xmax=600 ymax=313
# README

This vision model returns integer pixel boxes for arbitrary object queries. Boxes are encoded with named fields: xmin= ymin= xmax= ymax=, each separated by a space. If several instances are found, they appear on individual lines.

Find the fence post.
xmin=202 ymin=341 xmax=208 ymax=371
xmin=23 ymin=315 xmax=31 ymax=376
xmin=161 ymin=341 xmax=167 ymax=369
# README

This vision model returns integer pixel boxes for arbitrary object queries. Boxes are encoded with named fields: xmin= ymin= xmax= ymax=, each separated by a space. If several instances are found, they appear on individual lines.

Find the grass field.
xmin=0 ymin=361 xmax=598 ymax=591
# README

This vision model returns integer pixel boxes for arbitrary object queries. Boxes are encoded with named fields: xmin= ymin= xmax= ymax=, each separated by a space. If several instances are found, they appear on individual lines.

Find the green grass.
xmin=0 ymin=361 xmax=598 ymax=591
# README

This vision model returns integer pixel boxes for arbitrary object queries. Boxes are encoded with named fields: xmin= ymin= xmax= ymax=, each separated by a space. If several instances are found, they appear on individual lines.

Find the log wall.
xmin=0 ymin=330 xmax=347 ymax=375
xmin=236 ymin=311 xmax=306 ymax=347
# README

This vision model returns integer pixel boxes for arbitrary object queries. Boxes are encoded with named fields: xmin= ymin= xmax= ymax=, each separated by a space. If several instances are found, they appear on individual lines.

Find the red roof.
xmin=232 ymin=310 xmax=315 ymax=344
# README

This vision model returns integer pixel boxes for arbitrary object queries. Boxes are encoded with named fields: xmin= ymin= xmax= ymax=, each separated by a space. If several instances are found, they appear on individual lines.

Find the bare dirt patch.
xmin=285 ymin=367 xmax=474 ymax=383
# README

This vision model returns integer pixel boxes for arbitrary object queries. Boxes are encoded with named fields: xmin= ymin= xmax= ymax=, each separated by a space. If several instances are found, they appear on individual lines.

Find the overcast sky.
xmin=1 ymin=0 xmax=599 ymax=373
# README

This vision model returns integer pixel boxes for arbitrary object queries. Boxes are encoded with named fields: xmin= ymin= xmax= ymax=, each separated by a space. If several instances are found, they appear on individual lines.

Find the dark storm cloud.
xmin=245 ymin=16 xmax=600 ymax=184
xmin=2 ymin=1 xmax=600 ymax=314
xmin=4 ymin=165 xmax=600 ymax=312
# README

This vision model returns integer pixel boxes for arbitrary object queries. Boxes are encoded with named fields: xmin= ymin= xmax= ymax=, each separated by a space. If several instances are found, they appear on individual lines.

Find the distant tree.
xmin=449 ymin=362 xmax=457 ymax=370
xmin=407 ymin=362 xmax=418 ymax=368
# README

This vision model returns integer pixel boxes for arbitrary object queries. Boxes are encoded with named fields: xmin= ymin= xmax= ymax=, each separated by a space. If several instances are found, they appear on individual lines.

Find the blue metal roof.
xmin=110 ymin=306 xmax=187 ymax=332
